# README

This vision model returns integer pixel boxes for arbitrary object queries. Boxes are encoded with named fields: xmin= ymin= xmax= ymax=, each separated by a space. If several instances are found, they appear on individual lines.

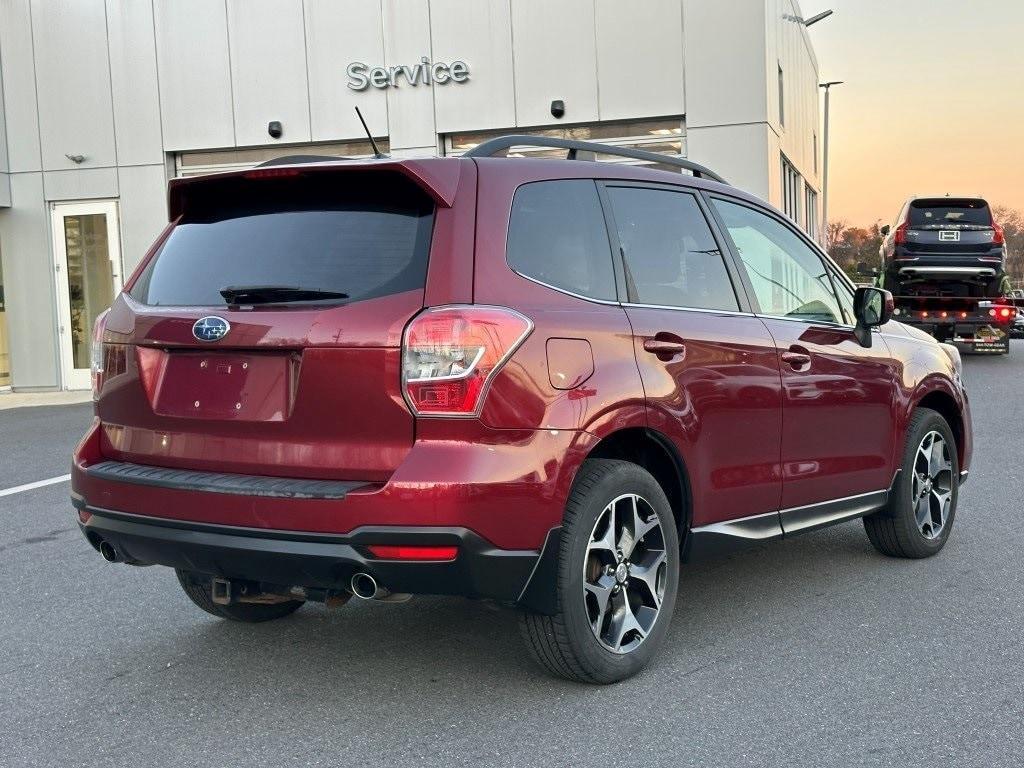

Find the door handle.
xmin=780 ymin=348 xmax=812 ymax=369
xmin=643 ymin=337 xmax=686 ymax=359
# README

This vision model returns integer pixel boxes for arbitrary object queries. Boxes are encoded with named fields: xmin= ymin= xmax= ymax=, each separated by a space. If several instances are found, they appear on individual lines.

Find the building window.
xmin=174 ymin=140 xmax=391 ymax=177
xmin=778 ymin=63 xmax=785 ymax=127
xmin=781 ymin=154 xmax=802 ymax=225
xmin=805 ymin=186 xmax=819 ymax=240
xmin=445 ymin=118 xmax=686 ymax=173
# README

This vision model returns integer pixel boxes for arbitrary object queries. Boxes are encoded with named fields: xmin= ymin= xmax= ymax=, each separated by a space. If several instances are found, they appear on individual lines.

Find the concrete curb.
xmin=0 ymin=391 xmax=93 ymax=410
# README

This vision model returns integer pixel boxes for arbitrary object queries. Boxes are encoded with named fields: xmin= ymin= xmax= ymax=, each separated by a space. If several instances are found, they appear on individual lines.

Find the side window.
xmin=507 ymin=180 xmax=616 ymax=301
xmin=830 ymin=269 xmax=857 ymax=325
xmin=711 ymin=198 xmax=844 ymax=324
xmin=605 ymin=187 xmax=739 ymax=311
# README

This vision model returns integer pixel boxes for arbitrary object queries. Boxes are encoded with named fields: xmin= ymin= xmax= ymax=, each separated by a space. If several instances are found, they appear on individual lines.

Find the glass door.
xmin=51 ymin=201 xmax=122 ymax=390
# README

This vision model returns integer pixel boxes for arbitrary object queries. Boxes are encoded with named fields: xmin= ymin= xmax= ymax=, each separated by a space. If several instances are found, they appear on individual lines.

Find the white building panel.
xmin=42 ymin=168 xmax=118 ymax=202
xmin=106 ymin=0 xmax=165 ymax=166
xmin=3 ymin=174 xmax=58 ymax=388
xmin=0 ymin=0 xmax=42 ymax=172
xmin=117 ymin=164 xmax=169 ymax=274
xmin=153 ymin=0 xmax=235 ymax=151
xmin=30 ymin=0 xmax=117 ymax=171
xmin=595 ymin=0 xmax=685 ymax=121
xmin=305 ymin=0 xmax=389 ymax=142
xmin=431 ymin=0 xmax=516 ymax=134
xmin=511 ymin=0 xmax=599 ymax=127
xmin=227 ymin=0 xmax=311 ymax=147
xmin=682 ymin=0 xmax=767 ymax=129
xmin=381 ymin=0 xmax=437 ymax=150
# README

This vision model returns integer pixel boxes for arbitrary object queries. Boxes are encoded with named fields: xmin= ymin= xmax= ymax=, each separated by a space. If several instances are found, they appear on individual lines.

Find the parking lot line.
xmin=0 ymin=474 xmax=72 ymax=498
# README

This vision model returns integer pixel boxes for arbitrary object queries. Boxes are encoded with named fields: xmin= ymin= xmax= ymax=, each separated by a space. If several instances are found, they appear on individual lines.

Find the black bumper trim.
xmin=85 ymin=461 xmax=367 ymax=500
xmin=78 ymin=505 xmax=547 ymax=606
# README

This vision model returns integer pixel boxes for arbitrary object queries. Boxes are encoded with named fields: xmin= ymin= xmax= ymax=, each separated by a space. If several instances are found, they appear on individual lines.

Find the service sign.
xmin=347 ymin=58 xmax=470 ymax=90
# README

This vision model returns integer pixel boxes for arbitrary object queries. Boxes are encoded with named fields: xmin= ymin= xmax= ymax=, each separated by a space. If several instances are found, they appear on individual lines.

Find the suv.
xmin=74 ymin=137 xmax=972 ymax=684
xmin=879 ymin=196 xmax=1007 ymax=296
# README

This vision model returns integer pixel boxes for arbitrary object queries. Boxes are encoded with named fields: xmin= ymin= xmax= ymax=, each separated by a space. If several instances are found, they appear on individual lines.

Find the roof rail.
xmin=464 ymin=135 xmax=728 ymax=184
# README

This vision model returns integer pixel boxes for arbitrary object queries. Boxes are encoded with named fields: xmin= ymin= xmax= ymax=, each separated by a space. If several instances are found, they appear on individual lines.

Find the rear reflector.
xmin=366 ymin=545 xmax=459 ymax=561
xmin=402 ymin=305 xmax=533 ymax=417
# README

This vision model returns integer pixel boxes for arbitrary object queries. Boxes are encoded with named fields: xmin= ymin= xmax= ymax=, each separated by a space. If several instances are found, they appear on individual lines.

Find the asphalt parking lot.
xmin=2 ymin=343 xmax=1022 ymax=768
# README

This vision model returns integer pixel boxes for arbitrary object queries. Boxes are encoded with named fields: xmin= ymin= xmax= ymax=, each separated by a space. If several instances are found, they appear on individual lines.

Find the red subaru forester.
xmin=74 ymin=137 xmax=971 ymax=683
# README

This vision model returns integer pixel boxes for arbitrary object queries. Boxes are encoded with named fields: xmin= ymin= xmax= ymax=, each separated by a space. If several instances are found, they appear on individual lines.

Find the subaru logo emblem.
xmin=192 ymin=316 xmax=230 ymax=342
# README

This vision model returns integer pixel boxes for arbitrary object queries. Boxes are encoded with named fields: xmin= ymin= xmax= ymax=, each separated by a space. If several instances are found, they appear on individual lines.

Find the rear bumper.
xmin=76 ymin=499 xmax=558 ymax=608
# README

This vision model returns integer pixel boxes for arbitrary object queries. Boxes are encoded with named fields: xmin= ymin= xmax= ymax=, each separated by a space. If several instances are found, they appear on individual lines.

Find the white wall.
xmin=0 ymin=0 xmax=822 ymax=387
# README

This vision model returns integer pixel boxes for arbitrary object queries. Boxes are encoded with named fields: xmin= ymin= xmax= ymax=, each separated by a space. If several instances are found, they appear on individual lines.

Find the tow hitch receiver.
xmin=211 ymin=577 xmax=232 ymax=605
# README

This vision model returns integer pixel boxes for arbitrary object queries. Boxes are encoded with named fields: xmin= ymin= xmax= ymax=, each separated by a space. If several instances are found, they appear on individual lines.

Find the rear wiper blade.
xmin=219 ymin=285 xmax=349 ymax=305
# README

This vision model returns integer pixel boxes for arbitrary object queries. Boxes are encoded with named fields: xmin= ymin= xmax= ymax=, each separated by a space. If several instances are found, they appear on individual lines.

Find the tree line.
xmin=826 ymin=205 xmax=1024 ymax=288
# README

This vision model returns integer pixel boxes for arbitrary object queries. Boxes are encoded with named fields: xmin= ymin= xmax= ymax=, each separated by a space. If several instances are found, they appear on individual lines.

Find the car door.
xmin=707 ymin=195 xmax=900 ymax=525
xmin=602 ymin=182 xmax=784 ymax=528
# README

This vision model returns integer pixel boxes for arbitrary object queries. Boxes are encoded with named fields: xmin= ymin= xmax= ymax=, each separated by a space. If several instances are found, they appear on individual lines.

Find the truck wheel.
xmin=520 ymin=459 xmax=680 ymax=684
xmin=863 ymin=408 xmax=958 ymax=558
xmin=176 ymin=569 xmax=305 ymax=622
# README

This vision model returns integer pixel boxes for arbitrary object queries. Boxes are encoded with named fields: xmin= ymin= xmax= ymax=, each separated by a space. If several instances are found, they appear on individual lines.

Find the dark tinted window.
xmin=607 ymin=187 xmax=738 ymax=310
xmin=908 ymin=199 xmax=991 ymax=226
xmin=130 ymin=173 xmax=434 ymax=307
xmin=712 ymin=198 xmax=843 ymax=324
xmin=506 ymin=180 xmax=616 ymax=301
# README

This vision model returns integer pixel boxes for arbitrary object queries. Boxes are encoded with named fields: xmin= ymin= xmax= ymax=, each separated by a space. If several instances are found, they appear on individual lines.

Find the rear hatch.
xmin=901 ymin=198 xmax=999 ymax=255
xmin=97 ymin=165 xmax=443 ymax=483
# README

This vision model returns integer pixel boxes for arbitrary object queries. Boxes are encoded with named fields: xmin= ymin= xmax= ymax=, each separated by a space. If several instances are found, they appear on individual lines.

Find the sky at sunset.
xmin=801 ymin=0 xmax=1024 ymax=226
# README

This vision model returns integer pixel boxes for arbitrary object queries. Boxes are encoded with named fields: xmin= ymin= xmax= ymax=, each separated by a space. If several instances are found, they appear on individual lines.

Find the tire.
xmin=863 ymin=407 xmax=959 ymax=558
xmin=520 ymin=459 xmax=680 ymax=684
xmin=175 ymin=569 xmax=305 ymax=623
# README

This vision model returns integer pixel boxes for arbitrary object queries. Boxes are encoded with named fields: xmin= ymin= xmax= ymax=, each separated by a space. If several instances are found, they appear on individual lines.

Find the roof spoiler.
xmin=167 ymin=158 xmax=463 ymax=219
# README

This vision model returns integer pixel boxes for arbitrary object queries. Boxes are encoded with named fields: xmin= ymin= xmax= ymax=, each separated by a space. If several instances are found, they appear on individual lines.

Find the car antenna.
xmin=355 ymin=107 xmax=386 ymax=159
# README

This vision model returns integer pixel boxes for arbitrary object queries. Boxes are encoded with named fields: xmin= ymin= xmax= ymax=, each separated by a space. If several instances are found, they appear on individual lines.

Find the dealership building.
xmin=0 ymin=0 xmax=822 ymax=391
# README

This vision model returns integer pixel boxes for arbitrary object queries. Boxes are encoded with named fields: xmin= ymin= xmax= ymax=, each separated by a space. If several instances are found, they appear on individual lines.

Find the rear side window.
xmin=506 ymin=180 xmax=616 ymax=301
xmin=606 ymin=187 xmax=738 ymax=311
xmin=130 ymin=172 xmax=434 ymax=307
xmin=908 ymin=199 xmax=991 ymax=226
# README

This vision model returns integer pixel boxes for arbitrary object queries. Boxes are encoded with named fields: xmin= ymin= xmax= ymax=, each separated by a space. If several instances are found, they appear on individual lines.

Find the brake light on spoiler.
xmin=402 ymin=305 xmax=533 ymax=417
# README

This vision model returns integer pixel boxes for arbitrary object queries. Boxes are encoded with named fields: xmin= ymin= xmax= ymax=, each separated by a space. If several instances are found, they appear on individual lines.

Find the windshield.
xmin=129 ymin=172 xmax=434 ymax=307
xmin=908 ymin=199 xmax=991 ymax=227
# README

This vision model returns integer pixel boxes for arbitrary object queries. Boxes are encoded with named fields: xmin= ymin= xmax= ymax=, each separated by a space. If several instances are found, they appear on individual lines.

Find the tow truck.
xmin=864 ymin=196 xmax=1016 ymax=354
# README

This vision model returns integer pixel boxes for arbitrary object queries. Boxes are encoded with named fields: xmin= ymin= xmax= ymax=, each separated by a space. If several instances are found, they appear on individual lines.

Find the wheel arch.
xmin=584 ymin=427 xmax=692 ymax=541
xmin=912 ymin=385 xmax=966 ymax=464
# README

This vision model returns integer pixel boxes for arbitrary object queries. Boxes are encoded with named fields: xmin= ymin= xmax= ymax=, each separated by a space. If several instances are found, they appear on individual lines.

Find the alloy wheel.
xmin=912 ymin=430 xmax=954 ymax=540
xmin=583 ymin=493 xmax=668 ymax=654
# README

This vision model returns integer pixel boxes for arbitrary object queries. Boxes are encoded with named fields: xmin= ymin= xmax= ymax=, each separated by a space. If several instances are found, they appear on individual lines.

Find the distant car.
xmin=879 ymin=197 xmax=1007 ymax=297
xmin=1013 ymin=310 xmax=1024 ymax=339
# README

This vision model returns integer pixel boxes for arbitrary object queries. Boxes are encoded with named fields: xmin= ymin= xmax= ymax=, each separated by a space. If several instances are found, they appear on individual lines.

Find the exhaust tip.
xmin=98 ymin=540 xmax=118 ymax=563
xmin=350 ymin=572 xmax=379 ymax=600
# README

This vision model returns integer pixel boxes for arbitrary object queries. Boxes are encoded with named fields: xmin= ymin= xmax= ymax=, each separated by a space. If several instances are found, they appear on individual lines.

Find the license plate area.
xmin=154 ymin=352 xmax=291 ymax=421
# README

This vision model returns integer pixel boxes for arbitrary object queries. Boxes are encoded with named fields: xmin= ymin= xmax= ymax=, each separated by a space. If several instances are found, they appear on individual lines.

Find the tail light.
xmin=90 ymin=309 xmax=127 ymax=399
xmin=90 ymin=310 xmax=110 ymax=398
xmin=402 ymin=305 xmax=533 ymax=417
xmin=894 ymin=222 xmax=909 ymax=245
xmin=992 ymin=221 xmax=1005 ymax=245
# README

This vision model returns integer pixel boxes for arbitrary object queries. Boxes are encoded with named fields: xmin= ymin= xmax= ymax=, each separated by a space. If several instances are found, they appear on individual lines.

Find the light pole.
xmin=819 ymin=80 xmax=843 ymax=248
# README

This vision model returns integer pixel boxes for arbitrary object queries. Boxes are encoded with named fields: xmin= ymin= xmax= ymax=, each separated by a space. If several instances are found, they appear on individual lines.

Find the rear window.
xmin=908 ymin=199 xmax=991 ymax=227
xmin=130 ymin=172 xmax=434 ymax=307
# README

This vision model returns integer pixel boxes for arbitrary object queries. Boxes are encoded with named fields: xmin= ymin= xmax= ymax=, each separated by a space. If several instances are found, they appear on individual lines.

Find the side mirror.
xmin=853 ymin=287 xmax=894 ymax=347
xmin=880 ymin=224 xmax=891 ymax=236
